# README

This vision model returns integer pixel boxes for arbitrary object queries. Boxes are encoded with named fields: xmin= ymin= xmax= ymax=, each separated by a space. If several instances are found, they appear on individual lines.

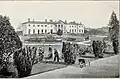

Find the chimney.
xmin=28 ymin=18 xmax=30 ymax=22
xmin=45 ymin=19 xmax=47 ymax=22
xmin=65 ymin=20 xmax=67 ymax=23
xmin=49 ymin=19 xmax=53 ymax=22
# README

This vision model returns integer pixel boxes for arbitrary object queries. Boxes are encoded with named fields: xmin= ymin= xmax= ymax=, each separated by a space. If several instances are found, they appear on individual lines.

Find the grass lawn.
xmin=31 ymin=61 xmax=67 ymax=75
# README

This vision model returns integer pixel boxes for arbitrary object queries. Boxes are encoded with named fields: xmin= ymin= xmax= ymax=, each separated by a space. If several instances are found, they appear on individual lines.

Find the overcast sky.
xmin=0 ymin=1 xmax=119 ymax=29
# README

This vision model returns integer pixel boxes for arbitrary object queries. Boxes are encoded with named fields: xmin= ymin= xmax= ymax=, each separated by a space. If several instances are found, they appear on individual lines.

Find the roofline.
xmin=22 ymin=20 xmax=83 ymax=25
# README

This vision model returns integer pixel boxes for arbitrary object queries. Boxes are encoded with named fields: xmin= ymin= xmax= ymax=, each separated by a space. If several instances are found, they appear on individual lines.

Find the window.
xmin=72 ymin=26 xmax=74 ymax=27
xmin=79 ymin=26 xmax=81 ymax=27
xmin=41 ymin=29 xmax=43 ymax=33
xmin=72 ymin=29 xmax=74 ymax=33
xmin=38 ymin=29 xmax=40 ymax=34
xmin=70 ymin=26 xmax=71 ymax=27
xmin=61 ymin=25 xmax=63 ymax=28
xmin=51 ymin=29 xmax=53 ymax=34
xmin=51 ymin=25 xmax=52 ymax=27
xmin=33 ymin=29 xmax=35 ymax=34
xmin=28 ymin=24 xmax=30 ymax=26
xmin=28 ymin=29 xmax=31 ymax=34
xmin=75 ymin=29 xmax=76 ymax=32
xmin=58 ymin=25 xmax=60 ymax=28
xmin=82 ymin=29 xmax=83 ymax=33
xmin=33 ymin=25 xmax=35 ymax=27
xmin=79 ymin=29 xmax=81 ymax=32
xmin=38 ymin=25 xmax=40 ymax=27
xmin=45 ymin=25 xmax=47 ymax=27
xmin=41 ymin=25 xmax=43 ymax=27
xmin=45 ymin=29 xmax=47 ymax=33
xmin=70 ymin=29 xmax=71 ymax=33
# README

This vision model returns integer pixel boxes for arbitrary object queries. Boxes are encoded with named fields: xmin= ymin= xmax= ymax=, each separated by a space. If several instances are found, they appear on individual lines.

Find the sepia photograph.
xmin=0 ymin=0 xmax=119 ymax=78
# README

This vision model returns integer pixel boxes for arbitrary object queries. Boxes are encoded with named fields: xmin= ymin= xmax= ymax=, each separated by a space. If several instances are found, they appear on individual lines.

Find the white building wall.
xmin=21 ymin=21 xmax=85 ymax=35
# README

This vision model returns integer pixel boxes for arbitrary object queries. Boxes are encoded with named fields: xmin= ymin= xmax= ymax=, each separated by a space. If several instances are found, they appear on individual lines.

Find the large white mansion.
xmin=21 ymin=18 xmax=85 ymax=35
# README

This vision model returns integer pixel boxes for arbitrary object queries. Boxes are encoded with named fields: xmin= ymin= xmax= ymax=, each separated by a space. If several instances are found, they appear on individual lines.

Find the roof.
xmin=22 ymin=20 xmax=83 ymax=25
xmin=22 ymin=21 xmax=57 ymax=25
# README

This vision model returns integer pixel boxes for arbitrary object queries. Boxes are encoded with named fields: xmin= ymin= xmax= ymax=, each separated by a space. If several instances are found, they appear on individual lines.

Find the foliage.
xmin=0 ymin=15 xmax=33 ymax=78
xmin=62 ymin=43 xmax=76 ymax=64
xmin=57 ymin=29 xmax=63 ymax=36
xmin=109 ymin=11 xmax=119 ymax=54
xmin=0 ymin=15 xmax=22 ymax=78
xmin=86 ymin=29 xmax=108 ymax=35
xmin=92 ymin=41 xmax=104 ymax=58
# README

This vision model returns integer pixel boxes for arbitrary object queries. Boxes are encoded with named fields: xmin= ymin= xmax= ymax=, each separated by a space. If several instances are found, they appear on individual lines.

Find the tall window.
xmin=41 ymin=29 xmax=43 ymax=33
xmin=45 ymin=29 xmax=47 ymax=33
xmin=79 ymin=29 xmax=81 ymax=32
xmin=28 ymin=29 xmax=31 ymax=34
xmin=70 ymin=29 xmax=71 ymax=33
xmin=72 ymin=29 xmax=74 ymax=33
xmin=58 ymin=25 xmax=60 ymax=28
xmin=38 ymin=29 xmax=40 ymax=34
xmin=75 ymin=29 xmax=76 ymax=32
xmin=33 ymin=29 xmax=35 ymax=34
xmin=82 ymin=29 xmax=83 ymax=33
xmin=61 ymin=25 xmax=63 ymax=28
xmin=51 ymin=29 xmax=53 ymax=34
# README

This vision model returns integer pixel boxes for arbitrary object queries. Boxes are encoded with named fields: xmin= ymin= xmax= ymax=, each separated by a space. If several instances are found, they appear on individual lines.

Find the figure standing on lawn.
xmin=54 ymin=49 xmax=59 ymax=62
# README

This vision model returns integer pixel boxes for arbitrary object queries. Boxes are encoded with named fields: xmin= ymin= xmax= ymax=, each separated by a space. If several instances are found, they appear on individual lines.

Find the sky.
xmin=0 ymin=1 xmax=119 ymax=29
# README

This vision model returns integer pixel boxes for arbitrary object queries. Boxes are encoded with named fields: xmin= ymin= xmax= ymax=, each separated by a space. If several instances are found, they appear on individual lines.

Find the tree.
xmin=63 ymin=43 xmax=76 ymax=64
xmin=0 ymin=15 xmax=33 ymax=78
xmin=0 ymin=15 xmax=22 ymax=77
xmin=109 ymin=11 xmax=119 ymax=54
xmin=57 ymin=29 xmax=63 ymax=36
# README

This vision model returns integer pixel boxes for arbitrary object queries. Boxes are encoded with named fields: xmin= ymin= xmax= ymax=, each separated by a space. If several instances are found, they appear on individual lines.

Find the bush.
xmin=0 ymin=15 xmax=22 ymax=78
xmin=63 ymin=43 xmax=76 ymax=64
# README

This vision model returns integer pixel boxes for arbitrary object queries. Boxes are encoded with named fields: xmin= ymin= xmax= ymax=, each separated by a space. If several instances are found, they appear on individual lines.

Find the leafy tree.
xmin=0 ymin=15 xmax=33 ymax=78
xmin=63 ymin=43 xmax=76 ymax=64
xmin=57 ymin=29 xmax=63 ymax=36
xmin=0 ymin=15 xmax=22 ymax=77
xmin=109 ymin=11 xmax=119 ymax=54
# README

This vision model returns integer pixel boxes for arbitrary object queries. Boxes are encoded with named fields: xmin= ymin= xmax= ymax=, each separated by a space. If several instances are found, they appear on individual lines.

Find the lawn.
xmin=31 ymin=61 xmax=67 ymax=75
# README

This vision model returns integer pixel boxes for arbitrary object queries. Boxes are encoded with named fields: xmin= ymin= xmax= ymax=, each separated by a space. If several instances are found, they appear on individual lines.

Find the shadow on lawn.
xmin=41 ymin=61 xmax=65 ymax=65
xmin=103 ymin=52 xmax=115 ymax=54
xmin=80 ymin=55 xmax=95 ymax=58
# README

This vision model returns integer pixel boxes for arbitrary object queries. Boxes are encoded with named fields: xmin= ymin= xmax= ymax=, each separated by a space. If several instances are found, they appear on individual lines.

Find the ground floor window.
xmin=45 ymin=29 xmax=47 ymax=33
xmin=51 ymin=29 xmax=53 ymax=34
xmin=42 ymin=29 xmax=43 ymax=33
xmin=33 ymin=29 xmax=35 ymax=34
xmin=72 ymin=29 xmax=74 ymax=33
xmin=28 ymin=29 xmax=31 ymax=34
xmin=38 ymin=29 xmax=40 ymax=34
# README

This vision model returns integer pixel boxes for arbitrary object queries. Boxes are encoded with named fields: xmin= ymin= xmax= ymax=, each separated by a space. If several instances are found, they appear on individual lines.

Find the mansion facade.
xmin=21 ymin=18 xmax=85 ymax=35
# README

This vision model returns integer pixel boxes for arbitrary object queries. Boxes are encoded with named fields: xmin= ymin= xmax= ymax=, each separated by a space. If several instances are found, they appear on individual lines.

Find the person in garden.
xmin=48 ymin=45 xmax=53 ymax=59
xmin=54 ymin=49 xmax=59 ymax=62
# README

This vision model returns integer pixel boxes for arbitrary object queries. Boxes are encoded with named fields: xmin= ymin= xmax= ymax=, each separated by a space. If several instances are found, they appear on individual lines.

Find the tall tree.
xmin=0 ymin=15 xmax=22 ymax=77
xmin=109 ymin=11 xmax=119 ymax=54
xmin=0 ymin=15 xmax=33 ymax=78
